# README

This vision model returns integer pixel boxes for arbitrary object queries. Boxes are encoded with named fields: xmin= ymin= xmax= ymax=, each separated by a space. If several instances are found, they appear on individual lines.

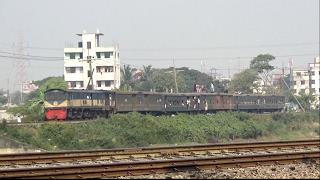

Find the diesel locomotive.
xmin=44 ymin=88 xmax=285 ymax=120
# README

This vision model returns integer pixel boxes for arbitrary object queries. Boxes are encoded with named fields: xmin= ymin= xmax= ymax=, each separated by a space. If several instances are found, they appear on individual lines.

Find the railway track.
xmin=0 ymin=139 xmax=318 ymax=166
xmin=0 ymin=139 xmax=319 ymax=179
xmin=0 ymin=150 xmax=318 ymax=179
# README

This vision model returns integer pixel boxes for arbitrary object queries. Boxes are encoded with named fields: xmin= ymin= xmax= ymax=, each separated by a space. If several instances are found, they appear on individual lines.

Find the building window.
xmin=66 ymin=67 xmax=82 ymax=73
xmin=301 ymin=81 xmax=305 ymax=85
xmin=96 ymin=66 xmax=113 ymax=73
xmin=97 ymin=81 xmax=101 ymax=87
xmin=296 ymin=72 xmax=301 ymax=76
xmin=65 ymin=67 xmax=76 ymax=73
xmin=87 ymin=42 xmax=91 ymax=49
xmin=104 ymin=52 xmax=113 ymax=58
xmin=311 ymin=80 xmax=315 ymax=84
xmin=79 ymin=81 xmax=84 ymax=88
xmin=311 ymin=71 xmax=315 ymax=75
xmin=96 ymin=52 xmax=101 ymax=58
xmin=68 ymin=81 xmax=83 ymax=88
xmin=105 ymin=81 xmax=111 ymax=87
xmin=70 ymin=53 xmax=75 ymax=59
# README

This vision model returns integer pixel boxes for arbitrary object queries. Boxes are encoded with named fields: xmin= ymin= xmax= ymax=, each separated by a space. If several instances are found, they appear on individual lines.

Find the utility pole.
xmin=79 ymin=55 xmax=100 ymax=90
xmin=7 ymin=78 xmax=10 ymax=108
xmin=173 ymin=60 xmax=178 ymax=93
xmin=165 ymin=61 xmax=183 ymax=93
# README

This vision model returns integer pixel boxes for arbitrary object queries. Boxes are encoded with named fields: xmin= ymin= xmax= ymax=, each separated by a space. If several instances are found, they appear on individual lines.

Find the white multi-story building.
xmin=64 ymin=30 xmax=120 ymax=90
xmin=290 ymin=56 xmax=320 ymax=106
xmin=290 ymin=67 xmax=309 ymax=94
xmin=308 ymin=56 xmax=320 ymax=104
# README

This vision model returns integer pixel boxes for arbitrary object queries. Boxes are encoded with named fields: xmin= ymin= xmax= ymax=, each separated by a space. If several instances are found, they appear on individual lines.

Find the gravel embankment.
xmin=116 ymin=163 xmax=320 ymax=179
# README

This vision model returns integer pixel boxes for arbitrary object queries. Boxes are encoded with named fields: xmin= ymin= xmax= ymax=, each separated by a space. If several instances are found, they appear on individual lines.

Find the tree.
xmin=285 ymin=90 xmax=316 ymax=112
xmin=229 ymin=69 xmax=260 ymax=94
xmin=178 ymin=68 xmax=213 ymax=93
xmin=250 ymin=54 xmax=275 ymax=87
xmin=140 ymin=65 xmax=154 ymax=82
xmin=149 ymin=69 xmax=177 ymax=92
xmin=212 ymin=79 xmax=230 ymax=93
xmin=120 ymin=65 xmax=134 ymax=91
xmin=39 ymin=76 xmax=68 ymax=92
xmin=7 ymin=76 xmax=68 ymax=121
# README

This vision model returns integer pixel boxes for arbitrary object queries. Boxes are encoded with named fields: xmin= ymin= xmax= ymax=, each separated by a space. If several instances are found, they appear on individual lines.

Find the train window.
xmin=86 ymin=94 xmax=91 ymax=99
xmin=45 ymin=92 xmax=55 ymax=101
xmin=92 ymin=94 xmax=98 ymax=99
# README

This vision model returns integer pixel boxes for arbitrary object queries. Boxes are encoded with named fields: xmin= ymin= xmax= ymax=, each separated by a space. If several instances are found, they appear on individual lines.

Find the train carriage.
xmin=163 ymin=92 xmax=233 ymax=114
xmin=233 ymin=94 xmax=285 ymax=113
xmin=113 ymin=91 xmax=164 ymax=115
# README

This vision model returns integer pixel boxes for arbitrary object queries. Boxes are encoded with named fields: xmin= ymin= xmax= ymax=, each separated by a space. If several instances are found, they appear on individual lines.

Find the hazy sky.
xmin=0 ymin=0 xmax=319 ymax=92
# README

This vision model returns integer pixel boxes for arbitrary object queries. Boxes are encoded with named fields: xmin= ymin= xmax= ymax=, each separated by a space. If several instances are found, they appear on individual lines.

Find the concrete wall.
xmin=0 ymin=135 xmax=44 ymax=154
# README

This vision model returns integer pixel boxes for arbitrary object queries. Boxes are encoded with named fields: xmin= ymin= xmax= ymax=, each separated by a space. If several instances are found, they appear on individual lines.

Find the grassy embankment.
xmin=0 ymin=110 xmax=319 ymax=151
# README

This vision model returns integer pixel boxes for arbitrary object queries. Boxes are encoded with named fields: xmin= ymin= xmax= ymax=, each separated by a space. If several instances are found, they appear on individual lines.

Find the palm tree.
xmin=120 ymin=65 xmax=134 ymax=91
xmin=141 ymin=65 xmax=153 ymax=81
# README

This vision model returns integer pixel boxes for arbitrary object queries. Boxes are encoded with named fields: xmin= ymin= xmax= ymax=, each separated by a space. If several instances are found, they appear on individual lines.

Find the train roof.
xmin=233 ymin=94 xmax=285 ymax=97
xmin=44 ymin=89 xmax=284 ymax=97
xmin=44 ymin=88 xmax=109 ymax=94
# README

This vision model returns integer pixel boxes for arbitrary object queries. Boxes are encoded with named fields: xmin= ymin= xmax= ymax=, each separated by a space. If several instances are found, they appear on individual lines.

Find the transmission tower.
xmin=14 ymin=32 xmax=29 ymax=104
xmin=234 ymin=57 xmax=244 ymax=73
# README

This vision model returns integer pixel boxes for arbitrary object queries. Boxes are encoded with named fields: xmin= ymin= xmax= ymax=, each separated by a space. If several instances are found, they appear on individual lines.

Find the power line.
xmin=0 ymin=52 xmax=318 ymax=62
xmin=1 ymin=42 xmax=317 ymax=51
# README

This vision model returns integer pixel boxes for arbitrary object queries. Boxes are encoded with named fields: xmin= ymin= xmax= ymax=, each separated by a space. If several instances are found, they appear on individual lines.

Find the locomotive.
xmin=44 ymin=88 xmax=285 ymax=120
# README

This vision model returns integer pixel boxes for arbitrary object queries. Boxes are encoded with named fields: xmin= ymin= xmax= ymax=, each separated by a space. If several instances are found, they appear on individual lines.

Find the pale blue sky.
xmin=0 ymin=0 xmax=319 ymax=92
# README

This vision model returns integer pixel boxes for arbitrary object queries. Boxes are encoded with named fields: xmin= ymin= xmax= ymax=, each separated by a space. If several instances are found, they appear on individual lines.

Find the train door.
xmin=68 ymin=92 xmax=73 ymax=107
xmin=132 ymin=94 xmax=137 ymax=111
xmin=136 ymin=93 xmax=145 ymax=111
xmin=106 ymin=93 xmax=113 ymax=109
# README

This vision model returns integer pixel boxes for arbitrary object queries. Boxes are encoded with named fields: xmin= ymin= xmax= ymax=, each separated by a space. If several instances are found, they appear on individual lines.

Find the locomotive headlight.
xmin=53 ymin=101 xmax=58 ymax=106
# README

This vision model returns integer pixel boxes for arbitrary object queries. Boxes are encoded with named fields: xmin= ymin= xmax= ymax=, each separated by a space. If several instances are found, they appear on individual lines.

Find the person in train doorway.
xmin=193 ymin=83 xmax=197 ymax=92
xmin=192 ymin=97 xmax=196 ymax=109
xmin=210 ymin=82 xmax=214 ymax=93
xmin=186 ymin=98 xmax=190 ymax=110
xmin=109 ymin=94 xmax=112 ymax=107
xmin=197 ymin=97 xmax=201 ymax=110
xmin=204 ymin=100 xmax=208 ymax=113
xmin=164 ymin=98 xmax=167 ymax=109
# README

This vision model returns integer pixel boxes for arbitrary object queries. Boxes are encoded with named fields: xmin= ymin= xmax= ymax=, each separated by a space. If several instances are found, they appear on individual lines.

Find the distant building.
xmin=290 ymin=56 xmax=319 ymax=106
xmin=290 ymin=67 xmax=309 ymax=94
xmin=22 ymin=81 xmax=38 ymax=94
xmin=64 ymin=30 xmax=121 ymax=90
xmin=308 ymin=56 xmax=320 ymax=103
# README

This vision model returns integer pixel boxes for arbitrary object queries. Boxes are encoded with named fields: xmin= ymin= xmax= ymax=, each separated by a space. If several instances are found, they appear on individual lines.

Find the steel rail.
xmin=0 ymin=151 xmax=319 ymax=179
xmin=0 ymin=139 xmax=319 ymax=166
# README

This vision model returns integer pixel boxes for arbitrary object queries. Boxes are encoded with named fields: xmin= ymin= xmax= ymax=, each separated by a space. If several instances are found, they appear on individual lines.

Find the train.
xmin=44 ymin=88 xmax=286 ymax=120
